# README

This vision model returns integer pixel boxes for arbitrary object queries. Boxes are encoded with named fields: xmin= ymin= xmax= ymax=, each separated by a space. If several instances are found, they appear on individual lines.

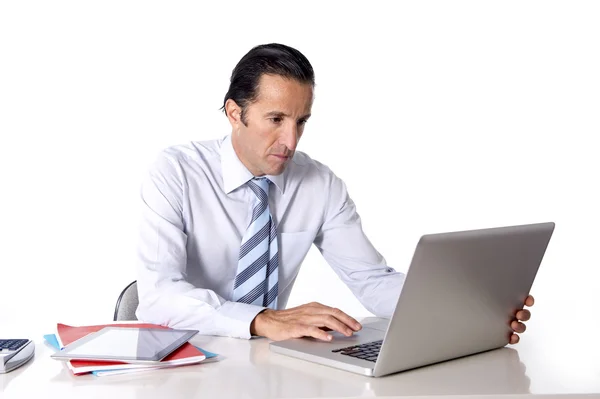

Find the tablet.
xmin=51 ymin=327 xmax=198 ymax=364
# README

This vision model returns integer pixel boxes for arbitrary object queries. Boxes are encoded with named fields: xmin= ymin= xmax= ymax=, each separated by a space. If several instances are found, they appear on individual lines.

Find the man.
xmin=135 ymin=43 xmax=533 ymax=342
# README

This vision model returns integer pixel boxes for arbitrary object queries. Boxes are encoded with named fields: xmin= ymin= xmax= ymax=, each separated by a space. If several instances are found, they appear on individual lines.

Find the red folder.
xmin=55 ymin=323 xmax=206 ymax=375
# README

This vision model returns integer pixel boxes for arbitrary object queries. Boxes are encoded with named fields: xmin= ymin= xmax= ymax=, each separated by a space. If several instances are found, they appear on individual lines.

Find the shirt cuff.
xmin=218 ymin=301 xmax=266 ymax=339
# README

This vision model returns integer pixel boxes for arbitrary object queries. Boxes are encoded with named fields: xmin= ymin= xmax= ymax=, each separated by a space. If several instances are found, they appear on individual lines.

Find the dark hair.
xmin=222 ymin=43 xmax=315 ymax=125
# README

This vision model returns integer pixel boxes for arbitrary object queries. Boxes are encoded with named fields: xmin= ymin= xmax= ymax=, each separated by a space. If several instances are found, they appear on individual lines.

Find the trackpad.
xmin=362 ymin=318 xmax=390 ymax=332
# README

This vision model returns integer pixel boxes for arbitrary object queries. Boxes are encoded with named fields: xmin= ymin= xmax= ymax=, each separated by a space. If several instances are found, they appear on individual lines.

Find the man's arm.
xmin=135 ymin=152 xmax=264 ymax=339
xmin=313 ymin=171 xmax=406 ymax=317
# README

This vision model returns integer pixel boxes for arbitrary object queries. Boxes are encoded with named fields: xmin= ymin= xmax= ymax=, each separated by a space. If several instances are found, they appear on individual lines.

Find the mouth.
xmin=270 ymin=154 xmax=290 ymax=160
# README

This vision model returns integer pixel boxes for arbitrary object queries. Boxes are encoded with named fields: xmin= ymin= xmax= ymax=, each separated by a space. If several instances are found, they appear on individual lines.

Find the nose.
xmin=280 ymin=123 xmax=298 ymax=152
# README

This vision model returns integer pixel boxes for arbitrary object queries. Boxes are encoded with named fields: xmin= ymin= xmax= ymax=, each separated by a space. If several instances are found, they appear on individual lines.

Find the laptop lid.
xmin=373 ymin=222 xmax=554 ymax=377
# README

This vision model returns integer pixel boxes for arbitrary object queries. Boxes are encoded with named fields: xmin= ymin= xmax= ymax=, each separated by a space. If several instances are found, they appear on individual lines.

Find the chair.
xmin=113 ymin=280 xmax=139 ymax=321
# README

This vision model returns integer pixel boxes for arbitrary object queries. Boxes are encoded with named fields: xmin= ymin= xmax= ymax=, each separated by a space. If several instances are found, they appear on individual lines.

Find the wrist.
xmin=250 ymin=308 xmax=271 ymax=337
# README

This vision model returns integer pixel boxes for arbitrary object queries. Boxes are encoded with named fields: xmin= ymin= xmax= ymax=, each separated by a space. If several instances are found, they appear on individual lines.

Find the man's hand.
xmin=250 ymin=302 xmax=362 ymax=341
xmin=509 ymin=295 xmax=534 ymax=344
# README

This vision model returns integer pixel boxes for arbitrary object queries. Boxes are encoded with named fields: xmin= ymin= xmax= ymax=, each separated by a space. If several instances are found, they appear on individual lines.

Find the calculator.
xmin=0 ymin=339 xmax=35 ymax=373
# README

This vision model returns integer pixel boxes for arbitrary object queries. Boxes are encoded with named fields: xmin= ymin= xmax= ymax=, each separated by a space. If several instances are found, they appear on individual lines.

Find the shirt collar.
xmin=220 ymin=134 xmax=285 ymax=195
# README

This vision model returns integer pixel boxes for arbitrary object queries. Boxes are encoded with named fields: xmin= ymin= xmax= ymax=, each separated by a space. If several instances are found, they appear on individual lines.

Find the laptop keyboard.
xmin=332 ymin=340 xmax=382 ymax=362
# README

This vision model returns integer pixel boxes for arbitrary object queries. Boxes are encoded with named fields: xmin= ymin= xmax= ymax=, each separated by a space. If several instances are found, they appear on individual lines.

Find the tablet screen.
xmin=56 ymin=327 xmax=198 ymax=362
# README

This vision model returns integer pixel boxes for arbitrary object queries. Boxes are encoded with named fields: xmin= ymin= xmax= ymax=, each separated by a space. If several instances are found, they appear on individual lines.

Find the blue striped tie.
xmin=232 ymin=177 xmax=278 ymax=309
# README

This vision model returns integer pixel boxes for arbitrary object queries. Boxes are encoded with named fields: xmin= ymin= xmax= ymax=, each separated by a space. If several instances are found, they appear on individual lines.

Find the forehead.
xmin=252 ymin=74 xmax=313 ymax=113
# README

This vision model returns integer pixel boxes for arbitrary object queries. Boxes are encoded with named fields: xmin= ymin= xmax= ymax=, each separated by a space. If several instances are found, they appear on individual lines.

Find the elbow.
xmin=135 ymin=291 xmax=168 ymax=327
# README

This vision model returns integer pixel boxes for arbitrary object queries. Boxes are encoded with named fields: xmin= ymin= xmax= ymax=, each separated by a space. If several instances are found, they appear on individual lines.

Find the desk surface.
xmin=1 ymin=318 xmax=599 ymax=399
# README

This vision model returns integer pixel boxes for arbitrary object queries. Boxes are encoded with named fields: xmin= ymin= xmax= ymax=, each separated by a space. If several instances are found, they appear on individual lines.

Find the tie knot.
xmin=254 ymin=177 xmax=269 ymax=188
xmin=248 ymin=177 xmax=270 ymax=200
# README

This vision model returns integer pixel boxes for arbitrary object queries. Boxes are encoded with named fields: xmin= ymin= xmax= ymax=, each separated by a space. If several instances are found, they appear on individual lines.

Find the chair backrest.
xmin=113 ymin=281 xmax=139 ymax=321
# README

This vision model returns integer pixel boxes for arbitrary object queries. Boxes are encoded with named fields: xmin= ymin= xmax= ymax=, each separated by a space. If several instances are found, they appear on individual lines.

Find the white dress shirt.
xmin=136 ymin=134 xmax=405 ymax=339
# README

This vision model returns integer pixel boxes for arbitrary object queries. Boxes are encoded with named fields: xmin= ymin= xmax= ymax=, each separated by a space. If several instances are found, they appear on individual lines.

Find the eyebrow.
xmin=264 ymin=111 xmax=311 ymax=120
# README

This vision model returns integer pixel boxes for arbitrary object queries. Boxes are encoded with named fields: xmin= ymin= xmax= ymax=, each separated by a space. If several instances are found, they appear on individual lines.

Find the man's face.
xmin=228 ymin=74 xmax=313 ymax=176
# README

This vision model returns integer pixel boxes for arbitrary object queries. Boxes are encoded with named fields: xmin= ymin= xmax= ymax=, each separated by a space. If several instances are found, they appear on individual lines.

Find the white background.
xmin=1 ymin=1 xmax=599 ymax=386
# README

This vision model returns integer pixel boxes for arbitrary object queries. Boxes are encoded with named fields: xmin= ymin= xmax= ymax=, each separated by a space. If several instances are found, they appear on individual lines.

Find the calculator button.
xmin=0 ymin=339 xmax=28 ymax=351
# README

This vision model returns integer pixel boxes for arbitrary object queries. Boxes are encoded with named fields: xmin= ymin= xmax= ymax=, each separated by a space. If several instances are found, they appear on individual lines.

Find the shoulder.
xmin=158 ymin=138 xmax=222 ymax=166
xmin=290 ymin=150 xmax=331 ymax=176
xmin=149 ymin=137 xmax=223 ymax=176
xmin=288 ymin=150 xmax=346 ymax=190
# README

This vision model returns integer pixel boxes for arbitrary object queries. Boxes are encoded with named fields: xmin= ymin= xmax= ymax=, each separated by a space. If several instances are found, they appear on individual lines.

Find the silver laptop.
xmin=270 ymin=222 xmax=555 ymax=377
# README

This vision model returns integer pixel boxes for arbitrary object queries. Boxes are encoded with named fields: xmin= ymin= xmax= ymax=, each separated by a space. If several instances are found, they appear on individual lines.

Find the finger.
xmin=308 ymin=315 xmax=354 ymax=336
xmin=516 ymin=309 xmax=531 ymax=321
xmin=314 ymin=305 xmax=362 ymax=331
xmin=509 ymin=333 xmax=520 ymax=345
xmin=304 ymin=325 xmax=333 ymax=341
xmin=511 ymin=320 xmax=527 ymax=333
xmin=525 ymin=295 xmax=534 ymax=307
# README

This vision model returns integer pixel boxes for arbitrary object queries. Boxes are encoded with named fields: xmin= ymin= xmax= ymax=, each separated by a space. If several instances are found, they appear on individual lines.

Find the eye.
xmin=298 ymin=119 xmax=308 ymax=126
xmin=270 ymin=117 xmax=283 ymax=124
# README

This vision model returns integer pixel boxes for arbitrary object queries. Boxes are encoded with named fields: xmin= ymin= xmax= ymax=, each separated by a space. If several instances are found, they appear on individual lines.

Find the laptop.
xmin=270 ymin=222 xmax=555 ymax=377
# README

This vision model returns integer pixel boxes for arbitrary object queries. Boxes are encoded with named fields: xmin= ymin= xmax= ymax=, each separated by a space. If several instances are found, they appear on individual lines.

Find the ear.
xmin=225 ymin=99 xmax=243 ymax=129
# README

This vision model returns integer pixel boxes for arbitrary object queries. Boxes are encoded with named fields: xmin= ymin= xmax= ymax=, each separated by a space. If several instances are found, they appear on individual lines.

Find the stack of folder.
xmin=44 ymin=323 xmax=219 ymax=376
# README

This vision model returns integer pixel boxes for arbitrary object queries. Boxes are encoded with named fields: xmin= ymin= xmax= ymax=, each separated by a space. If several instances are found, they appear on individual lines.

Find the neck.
xmin=231 ymin=133 xmax=264 ymax=177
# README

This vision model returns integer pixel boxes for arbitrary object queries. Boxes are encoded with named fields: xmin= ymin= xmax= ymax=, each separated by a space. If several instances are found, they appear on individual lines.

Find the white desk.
xmin=1 ymin=318 xmax=599 ymax=399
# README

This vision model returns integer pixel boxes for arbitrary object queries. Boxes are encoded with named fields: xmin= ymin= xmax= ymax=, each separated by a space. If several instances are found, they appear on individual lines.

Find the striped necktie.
xmin=232 ymin=177 xmax=279 ymax=309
